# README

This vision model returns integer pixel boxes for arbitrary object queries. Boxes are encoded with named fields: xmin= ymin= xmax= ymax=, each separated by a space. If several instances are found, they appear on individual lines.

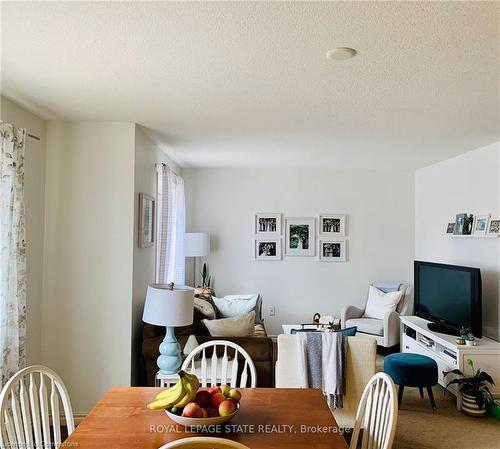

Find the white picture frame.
xmin=254 ymin=238 xmax=282 ymax=260
xmin=254 ymin=213 xmax=282 ymax=236
xmin=285 ymin=217 xmax=316 ymax=256
xmin=486 ymin=217 xmax=500 ymax=236
xmin=472 ymin=214 xmax=490 ymax=236
xmin=319 ymin=214 xmax=346 ymax=236
xmin=446 ymin=222 xmax=455 ymax=234
xmin=138 ymin=193 xmax=155 ymax=248
xmin=319 ymin=239 xmax=347 ymax=262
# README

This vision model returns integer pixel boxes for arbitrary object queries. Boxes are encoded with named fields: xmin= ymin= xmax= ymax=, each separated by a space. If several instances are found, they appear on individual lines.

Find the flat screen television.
xmin=414 ymin=261 xmax=482 ymax=337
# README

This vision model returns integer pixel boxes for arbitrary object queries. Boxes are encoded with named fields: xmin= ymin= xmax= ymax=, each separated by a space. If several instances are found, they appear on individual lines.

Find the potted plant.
xmin=200 ymin=262 xmax=212 ymax=289
xmin=444 ymin=359 xmax=495 ymax=417
xmin=194 ymin=263 xmax=215 ymax=300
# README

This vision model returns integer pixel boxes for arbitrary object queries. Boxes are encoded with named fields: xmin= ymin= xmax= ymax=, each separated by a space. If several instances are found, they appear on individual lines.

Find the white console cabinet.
xmin=400 ymin=316 xmax=500 ymax=410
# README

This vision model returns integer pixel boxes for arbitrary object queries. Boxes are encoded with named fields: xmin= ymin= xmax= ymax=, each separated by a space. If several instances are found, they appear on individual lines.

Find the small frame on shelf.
xmin=486 ymin=217 xmax=500 ymax=236
xmin=472 ymin=214 xmax=490 ymax=236
xmin=453 ymin=213 xmax=474 ymax=235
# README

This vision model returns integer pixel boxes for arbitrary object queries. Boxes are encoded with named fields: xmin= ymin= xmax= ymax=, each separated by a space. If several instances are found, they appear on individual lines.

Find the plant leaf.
xmin=477 ymin=371 xmax=495 ymax=385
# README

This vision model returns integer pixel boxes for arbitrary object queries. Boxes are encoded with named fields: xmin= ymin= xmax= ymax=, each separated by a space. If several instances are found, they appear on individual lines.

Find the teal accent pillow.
xmin=212 ymin=295 xmax=262 ymax=324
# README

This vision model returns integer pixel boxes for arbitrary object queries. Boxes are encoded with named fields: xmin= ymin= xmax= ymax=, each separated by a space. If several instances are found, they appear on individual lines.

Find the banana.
xmin=147 ymin=377 xmax=186 ymax=410
xmin=183 ymin=371 xmax=200 ymax=391
xmin=148 ymin=371 xmax=201 ymax=410
xmin=175 ymin=376 xmax=198 ymax=407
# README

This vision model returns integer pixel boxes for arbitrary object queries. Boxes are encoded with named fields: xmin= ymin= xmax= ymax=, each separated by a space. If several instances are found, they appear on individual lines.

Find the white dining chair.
xmin=160 ymin=436 xmax=251 ymax=448
xmin=0 ymin=365 xmax=74 ymax=449
xmin=349 ymin=372 xmax=398 ymax=449
xmin=181 ymin=340 xmax=257 ymax=388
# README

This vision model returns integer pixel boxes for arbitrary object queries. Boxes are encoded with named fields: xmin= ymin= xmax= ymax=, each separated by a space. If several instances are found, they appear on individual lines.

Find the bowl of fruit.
xmin=147 ymin=371 xmax=242 ymax=427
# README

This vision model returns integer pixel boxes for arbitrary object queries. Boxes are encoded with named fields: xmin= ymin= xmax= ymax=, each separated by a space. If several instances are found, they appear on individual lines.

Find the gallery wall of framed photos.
xmin=446 ymin=213 xmax=500 ymax=238
xmin=253 ymin=213 xmax=348 ymax=262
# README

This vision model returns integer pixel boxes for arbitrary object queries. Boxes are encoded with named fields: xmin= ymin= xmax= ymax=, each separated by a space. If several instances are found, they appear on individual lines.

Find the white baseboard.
xmin=73 ymin=413 xmax=87 ymax=425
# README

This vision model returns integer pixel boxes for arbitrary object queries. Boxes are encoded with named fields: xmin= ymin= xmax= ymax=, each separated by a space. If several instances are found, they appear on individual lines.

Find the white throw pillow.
xmin=202 ymin=311 xmax=255 ymax=337
xmin=194 ymin=297 xmax=216 ymax=320
xmin=364 ymin=286 xmax=403 ymax=320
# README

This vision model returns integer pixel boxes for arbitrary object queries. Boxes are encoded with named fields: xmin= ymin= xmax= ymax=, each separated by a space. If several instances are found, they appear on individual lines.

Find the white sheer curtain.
xmin=155 ymin=164 xmax=185 ymax=285
xmin=0 ymin=122 xmax=27 ymax=386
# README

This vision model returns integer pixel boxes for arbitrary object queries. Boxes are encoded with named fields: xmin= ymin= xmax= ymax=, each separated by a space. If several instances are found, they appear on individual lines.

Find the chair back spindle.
xmin=182 ymin=341 xmax=257 ymax=388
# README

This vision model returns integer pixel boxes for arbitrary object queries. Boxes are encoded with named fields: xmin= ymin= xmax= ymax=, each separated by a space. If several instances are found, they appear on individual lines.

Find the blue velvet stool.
xmin=384 ymin=353 xmax=438 ymax=410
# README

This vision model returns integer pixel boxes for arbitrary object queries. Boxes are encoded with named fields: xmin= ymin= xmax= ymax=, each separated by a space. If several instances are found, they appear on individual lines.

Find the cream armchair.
xmin=341 ymin=284 xmax=413 ymax=348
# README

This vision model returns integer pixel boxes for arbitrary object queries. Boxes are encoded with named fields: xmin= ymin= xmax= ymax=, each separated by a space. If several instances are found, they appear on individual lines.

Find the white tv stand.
xmin=400 ymin=316 xmax=500 ymax=410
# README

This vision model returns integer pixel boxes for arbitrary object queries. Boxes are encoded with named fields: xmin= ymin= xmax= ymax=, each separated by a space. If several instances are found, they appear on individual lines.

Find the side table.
xmin=155 ymin=371 xmax=182 ymax=388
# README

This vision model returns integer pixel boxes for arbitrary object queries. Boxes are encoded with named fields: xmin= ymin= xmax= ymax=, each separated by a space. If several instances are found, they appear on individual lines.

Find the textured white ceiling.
xmin=1 ymin=1 xmax=499 ymax=169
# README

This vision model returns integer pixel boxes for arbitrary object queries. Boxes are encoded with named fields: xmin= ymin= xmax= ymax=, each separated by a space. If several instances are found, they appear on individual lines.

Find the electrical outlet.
xmin=269 ymin=306 xmax=276 ymax=316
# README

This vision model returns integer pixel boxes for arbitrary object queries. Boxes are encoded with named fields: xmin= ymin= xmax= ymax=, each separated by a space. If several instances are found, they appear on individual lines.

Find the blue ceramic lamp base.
xmin=157 ymin=326 xmax=182 ymax=374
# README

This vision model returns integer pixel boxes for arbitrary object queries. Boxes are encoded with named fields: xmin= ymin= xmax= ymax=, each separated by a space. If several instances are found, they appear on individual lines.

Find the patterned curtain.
xmin=0 ymin=122 xmax=27 ymax=386
xmin=155 ymin=164 xmax=186 ymax=285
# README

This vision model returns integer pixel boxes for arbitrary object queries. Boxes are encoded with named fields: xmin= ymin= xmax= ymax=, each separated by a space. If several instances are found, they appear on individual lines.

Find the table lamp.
xmin=142 ymin=283 xmax=194 ymax=374
xmin=184 ymin=232 xmax=210 ymax=286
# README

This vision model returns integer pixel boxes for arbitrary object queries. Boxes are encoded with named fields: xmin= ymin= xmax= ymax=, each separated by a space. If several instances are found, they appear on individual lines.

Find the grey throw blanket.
xmin=303 ymin=331 xmax=346 ymax=408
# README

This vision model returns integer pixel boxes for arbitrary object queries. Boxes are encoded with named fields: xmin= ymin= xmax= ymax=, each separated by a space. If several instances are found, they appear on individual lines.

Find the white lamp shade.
xmin=142 ymin=284 xmax=194 ymax=327
xmin=184 ymin=232 xmax=210 ymax=257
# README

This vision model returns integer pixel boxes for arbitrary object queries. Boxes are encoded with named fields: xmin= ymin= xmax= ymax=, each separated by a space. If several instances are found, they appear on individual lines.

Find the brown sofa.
xmin=142 ymin=324 xmax=275 ymax=387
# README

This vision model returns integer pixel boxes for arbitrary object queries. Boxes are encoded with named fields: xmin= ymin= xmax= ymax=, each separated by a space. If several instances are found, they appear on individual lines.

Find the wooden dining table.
xmin=64 ymin=387 xmax=349 ymax=449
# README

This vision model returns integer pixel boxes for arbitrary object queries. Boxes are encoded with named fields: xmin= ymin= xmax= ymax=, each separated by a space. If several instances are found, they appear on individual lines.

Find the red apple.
xmin=207 ymin=387 xmax=221 ymax=395
xmin=195 ymin=390 xmax=211 ymax=408
xmin=219 ymin=399 xmax=236 ymax=416
xmin=182 ymin=402 xmax=201 ymax=417
xmin=228 ymin=389 xmax=241 ymax=402
xmin=210 ymin=392 xmax=226 ymax=408
xmin=226 ymin=398 xmax=238 ymax=407
xmin=200 ymin=408 xmax=208 ymax=418
xmin=207 ymin=407 xmax=219 ymax=417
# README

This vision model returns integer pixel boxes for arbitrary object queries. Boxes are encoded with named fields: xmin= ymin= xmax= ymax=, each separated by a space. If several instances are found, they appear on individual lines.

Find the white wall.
xmin=184 ymin=168 xmax=415 ymax=335
xmin=131 ymin=125 xmax=180 ymax=385
xmin=43 ymin=121 xmax=136 ymax=414
xmin=415 ymin=142 xmax=500 ymax=341
xmin=1 ymin=97 xmax=46 ymax=366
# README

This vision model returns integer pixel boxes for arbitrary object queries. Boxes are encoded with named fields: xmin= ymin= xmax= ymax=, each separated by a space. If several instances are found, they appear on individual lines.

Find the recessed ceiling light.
xmin=326 ymin=47 xmax=357 ymax=61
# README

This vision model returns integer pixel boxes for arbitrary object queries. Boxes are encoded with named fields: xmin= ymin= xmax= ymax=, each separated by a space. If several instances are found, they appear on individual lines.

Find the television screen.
xmin=414 ymin=261 xmax=482 ymax=337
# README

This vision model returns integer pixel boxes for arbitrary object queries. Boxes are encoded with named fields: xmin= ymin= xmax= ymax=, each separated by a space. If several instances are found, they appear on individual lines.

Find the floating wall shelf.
xmin=449 ymin=235 xmax=499 ymax=239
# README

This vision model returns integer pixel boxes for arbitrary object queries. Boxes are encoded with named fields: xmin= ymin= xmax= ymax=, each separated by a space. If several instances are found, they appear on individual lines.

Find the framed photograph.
xmin=285 ymin=217 xmax=316 ymax=256
xmin=139 ymin=193 xmax=155 ymax=248
xmin=453 ymin=213 xmax=469 ymax=235
xmin=320 ymin=214 xmax=346 ymax=236
xmin=319 ymin=239 xmax=346 ymax=262
xmin=486 ymin=217 xmax=500 ymax=236
xmin=254 ymin=238 xmax=282 ymax=260
xmin=255 ymin=213 xmax=282 ymax=236
xmin=472 ymin=214 xmax=490 ymax=236
xmin=446 ymin=222 xmax=455 ymax=234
